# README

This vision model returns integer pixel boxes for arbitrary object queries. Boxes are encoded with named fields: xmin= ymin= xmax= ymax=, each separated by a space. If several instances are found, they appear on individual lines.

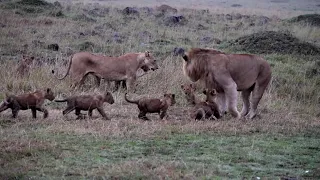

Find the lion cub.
xmin=125 ymin=93 xmax=176 ymax=120
xmin=0 ymin=88 xmax=55 ymax=118
xmin=55 ymin=91 xmax=115 ymax=120
xmin=181 ymin=83 xmax=198 ymax=105
xmin=191 ymin=89 xmax=222 ymax=120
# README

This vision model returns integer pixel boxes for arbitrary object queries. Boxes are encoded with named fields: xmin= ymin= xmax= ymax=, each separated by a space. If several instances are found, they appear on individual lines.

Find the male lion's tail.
xmin=54 ymin=99 xmax=67 ymax=102
xmin=52 ymin=54 xmax=73 ymax=80
xmin=124 ymin=93 xmax=139 ymax=105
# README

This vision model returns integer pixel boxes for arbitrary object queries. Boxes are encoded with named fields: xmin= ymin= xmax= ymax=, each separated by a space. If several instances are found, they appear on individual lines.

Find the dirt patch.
xmin=228 ymin=31 xmax=320 ymax=55
xmin=289 ymin=14 xmax=320 ymax=26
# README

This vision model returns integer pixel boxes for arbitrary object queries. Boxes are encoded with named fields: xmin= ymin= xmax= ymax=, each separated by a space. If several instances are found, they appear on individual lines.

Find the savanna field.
xmin=0 ymin=0 xmax=320 ymax=179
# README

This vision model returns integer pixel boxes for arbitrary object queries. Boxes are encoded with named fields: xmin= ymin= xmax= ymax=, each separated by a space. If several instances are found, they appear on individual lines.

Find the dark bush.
xmin=289 ymin=14 xmax=320 ymax=26
xmin=16 ymin=0 xmax=52 ymax=6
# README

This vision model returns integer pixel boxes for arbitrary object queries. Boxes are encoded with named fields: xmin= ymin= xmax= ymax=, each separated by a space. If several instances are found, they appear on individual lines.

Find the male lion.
xmin=182 ymin=48 xmax=271 ymax=119
xmin=53 ymin=51 xmax=158 ymax=91
xmin=0 ymin=88 xmax=55 ymax=118
xmin=55 ymin=91 xmax=114 ymax=120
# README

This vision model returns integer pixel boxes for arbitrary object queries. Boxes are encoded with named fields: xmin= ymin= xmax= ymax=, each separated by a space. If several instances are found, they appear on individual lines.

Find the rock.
xmin=165 ymin=15 xmax=187 ymax=26
xmin=47 ymin=43 xmax=59 ymax=51
xmin=156 ymin=4 xmax=177 ymax=14
xmin=122 ymin=7 xmax=139 ymax=16
xmin=173 ymin=47 xmax=185 ymax=56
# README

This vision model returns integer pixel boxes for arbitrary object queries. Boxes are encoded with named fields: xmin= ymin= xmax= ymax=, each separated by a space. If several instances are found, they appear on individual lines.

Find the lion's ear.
xmin=31 ymin=56 xmax=35 ymax=60
xmin=182 ymin=54 xmax=188 ymax=61
xmin=180 ymin=85 xmax=184 ymax=89
xmin=145 ymin=51 xmax=150 ymax=57
xmin=172 ymin=94 xmax=175 ymax=99
xmin=46 ymin=88 xmax=51 ymax=93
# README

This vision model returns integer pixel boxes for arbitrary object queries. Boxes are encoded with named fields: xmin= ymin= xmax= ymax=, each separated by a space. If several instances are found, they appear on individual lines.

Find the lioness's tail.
xmin=54 ymin=99 xmax=67 ymax=102
xmin=124 ymin=93 xmax=139 ymax=105
xmin=52 ymin=54 xmax=73 ymax=80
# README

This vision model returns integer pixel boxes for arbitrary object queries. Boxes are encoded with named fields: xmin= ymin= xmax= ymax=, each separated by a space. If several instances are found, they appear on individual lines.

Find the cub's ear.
xmin=172 ymin=94 xmax=175 ymax=99
xmin=145 ymin=51 xmax=150 ymax=57
xmin=180 ymin=84 xmax=184 ymax=89
xmin=31 ymin=56 xmax=35 ymax=60
xmin=46 ymin=88 xmax=51 ymax=93
xmin=182 ymin=54 xmax=188 ymax=61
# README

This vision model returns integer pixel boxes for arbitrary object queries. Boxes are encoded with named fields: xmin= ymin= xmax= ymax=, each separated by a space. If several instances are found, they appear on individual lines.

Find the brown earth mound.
xmin=228 ymin=31 xmax=320 ymax=55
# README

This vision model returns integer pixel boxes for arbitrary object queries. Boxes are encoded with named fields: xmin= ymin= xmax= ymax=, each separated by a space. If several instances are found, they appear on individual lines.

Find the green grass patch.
xmin=1 ymin=128 xmax=319 ymax=179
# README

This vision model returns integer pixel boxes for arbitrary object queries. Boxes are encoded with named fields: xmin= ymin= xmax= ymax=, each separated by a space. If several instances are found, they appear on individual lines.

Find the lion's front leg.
xmin=126 ymin=76 xmax=136 ymax=92
xmin=216 ymin=93 xmax=227 ymax=115
xmin=223 ymin=83 xmax=240 ymax=120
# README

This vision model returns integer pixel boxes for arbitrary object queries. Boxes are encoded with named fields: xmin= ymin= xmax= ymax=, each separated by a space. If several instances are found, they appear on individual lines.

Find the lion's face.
xmin=181 ymin=83 xmax=196 ymax=96
xmin=164 ymin=93 xmax=176 ymax=105
xmin=203 ymin=89 xmax=217 ymax=102
xmin=44 ymin=88 xmax=55 ymax=101
xmin=182 ymin=53 xmax=202 ymax=82
xmin=143 ymin=51 xmax=158 ymax=71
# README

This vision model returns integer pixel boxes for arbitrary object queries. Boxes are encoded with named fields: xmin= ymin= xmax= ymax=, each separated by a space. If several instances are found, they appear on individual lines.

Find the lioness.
xmin=124 ymin=93 xmax=176 ymax=120
xmin=191 ymin=89 xmax=222 ymax=120
xmin=0 ymin=88 xmax=55 ymax=118
xmin=55 ymin=91 xmax=114 ymax=120
xmin=183 ymin=48 xmax=271 ymax=119
xmin=53 ymin=51 xmax=158 ymax=91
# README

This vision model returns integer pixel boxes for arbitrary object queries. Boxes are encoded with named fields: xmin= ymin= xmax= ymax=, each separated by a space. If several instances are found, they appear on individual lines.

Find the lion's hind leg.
xmin=240 ymin=89 xmax=251 ymax=117
xmin=247 ymin=79 xmax=270 ymax=119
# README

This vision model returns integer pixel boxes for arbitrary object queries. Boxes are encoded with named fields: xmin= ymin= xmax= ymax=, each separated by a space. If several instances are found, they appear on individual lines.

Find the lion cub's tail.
xmin=124 ymin=93 xmax=139 ymax=105
xmin=54 ymin=99 xmax=67 ymax=102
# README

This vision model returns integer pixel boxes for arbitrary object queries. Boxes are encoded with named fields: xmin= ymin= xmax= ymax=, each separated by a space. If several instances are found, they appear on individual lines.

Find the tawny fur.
xmin=0 ymin=88 xmax=55 ymax=118
xmin=180 ymin=83 xmax=198 ymax=105
xmin=55 ymin=92 xmax=114 ymax=120
xmin=191 ymin=89 xmax=222 ymax=120
xmin=124 ymin=93 xmax=176 ymax=120
xmin=16 ymin=55 xmax=34 ymax=77
xmin=52 ymin=51 xmax=158 ymax=91
xmin=183 ymin=48 xmax=271 ymax=120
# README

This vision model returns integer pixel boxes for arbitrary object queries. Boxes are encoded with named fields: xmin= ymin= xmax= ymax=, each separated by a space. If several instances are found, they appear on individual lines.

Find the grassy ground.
xmin=0 ymin=0 xmax=320 ymax=179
